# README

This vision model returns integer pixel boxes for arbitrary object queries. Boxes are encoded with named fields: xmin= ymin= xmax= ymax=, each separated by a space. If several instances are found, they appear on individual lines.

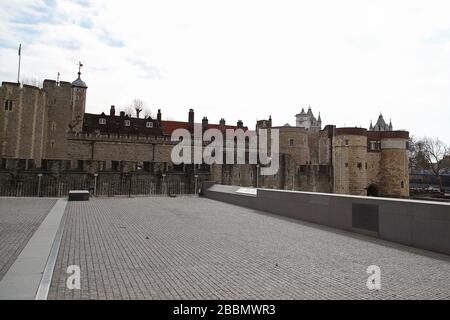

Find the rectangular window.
xmin=18 ymin=159 xmax=26 ymax=170
xmin=99 ymin=118 xmax=106 ymax=125
xmin=41 ymin=159 xmax=48 ymax=170
xmin=4 ymin=100 xmax=13 ymax=111
xmin=125 ymin=120 xmax=131 ymax=127
xmin=288 ymin=138 xmax=294 ymax=147
xmin=143 ymin=161 xmax=152 ymax=172
xmin=146 ymin=122 xmax=153 ymax=128
xmin=112 ymin=161 xmax=120 ymax=171
xmin=77 ymin=160 xmax=84 ymax=171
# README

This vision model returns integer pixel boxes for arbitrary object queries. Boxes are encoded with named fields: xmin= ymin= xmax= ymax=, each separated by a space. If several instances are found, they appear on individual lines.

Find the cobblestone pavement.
xmin=48 ymin=197 xmax=450 ymax=300
xmin=0 ymin=198 xmax=57 ymax=281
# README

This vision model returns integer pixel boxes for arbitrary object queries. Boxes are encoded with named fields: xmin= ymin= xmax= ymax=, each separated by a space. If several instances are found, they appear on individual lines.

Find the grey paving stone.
xmin=47 ymin=197 xmax=450 ymax=300
xmin=0 ymin=198 xmax=57 ymax=281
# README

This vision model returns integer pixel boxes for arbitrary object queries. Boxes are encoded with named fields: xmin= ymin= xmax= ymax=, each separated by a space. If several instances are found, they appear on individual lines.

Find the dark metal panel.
xmin=352 ymin=203 xmax=379 ymax=232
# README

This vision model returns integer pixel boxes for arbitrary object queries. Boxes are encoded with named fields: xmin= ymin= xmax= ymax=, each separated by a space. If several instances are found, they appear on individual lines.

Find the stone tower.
xmin=370 ymin=113 xmax=392 ymax=131
xmin=0 ymin=82 xmax=47 ymax=166
xmin=44 ymin=68 xmax=87 ymax=160
xmin=379 ymin=132 xmax=409 ymax=196
xmin=70 ymin=68 xmax=88 ymax=132
xmin=332 ymin=128 xmax=368 ymax=196
xmin=295 ymin=106 xmax=321 ymax=132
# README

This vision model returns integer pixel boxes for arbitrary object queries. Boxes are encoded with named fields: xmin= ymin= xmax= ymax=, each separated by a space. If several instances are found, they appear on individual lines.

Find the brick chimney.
xmin=157 ymin=109 xmax=161 ymax=122
xmin=219 ymin=118 xmax=226 ymax=130
xmin=110 ymin=105 xmax=115 ymax=117
xmin=188 ymin=109 xmax=194 ymax=124
xmin=202 ymin=116 xmax=208 ymax=131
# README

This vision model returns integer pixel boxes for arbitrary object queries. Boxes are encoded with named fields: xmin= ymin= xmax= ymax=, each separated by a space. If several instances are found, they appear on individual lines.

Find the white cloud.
xmin=1 ymin=0 xmax=449 ymax=143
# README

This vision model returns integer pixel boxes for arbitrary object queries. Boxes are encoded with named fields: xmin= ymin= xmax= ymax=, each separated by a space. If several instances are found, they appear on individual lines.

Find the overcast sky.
xmin=1 ymin=0 xmax=449 ymax=143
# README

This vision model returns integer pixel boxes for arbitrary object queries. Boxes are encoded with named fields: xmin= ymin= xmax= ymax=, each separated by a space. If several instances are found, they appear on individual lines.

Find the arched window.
xmin=401 ymin=181 xmax=404 ymax=189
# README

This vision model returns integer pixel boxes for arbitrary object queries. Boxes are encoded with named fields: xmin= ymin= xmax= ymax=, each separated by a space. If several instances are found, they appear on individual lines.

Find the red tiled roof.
xmin=161 ymin=121 xmax=248 ymax=136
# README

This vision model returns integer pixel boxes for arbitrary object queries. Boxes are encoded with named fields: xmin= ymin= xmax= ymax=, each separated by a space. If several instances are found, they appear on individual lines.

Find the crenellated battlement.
xmin=43 ymin=79 xmax=72 ymax=89
xmin=1 ymin=81 xmax=46 ymax=93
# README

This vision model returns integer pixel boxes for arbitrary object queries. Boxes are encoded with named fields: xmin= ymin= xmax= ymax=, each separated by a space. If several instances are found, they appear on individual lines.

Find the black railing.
xmin=0 ymin=175 xmax=198 ymax=198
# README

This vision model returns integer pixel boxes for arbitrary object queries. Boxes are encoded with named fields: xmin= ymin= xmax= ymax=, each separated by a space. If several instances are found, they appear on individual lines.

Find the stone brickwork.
xmin=44 ymin=80 xmax=80 ymax=160
xmin=333 ymin=132 xmax=368 ymax=196
xmin=0 ymin=83 xmax=46 ymax=162
xmin=380 ymin=146 xmax=409 ymax=197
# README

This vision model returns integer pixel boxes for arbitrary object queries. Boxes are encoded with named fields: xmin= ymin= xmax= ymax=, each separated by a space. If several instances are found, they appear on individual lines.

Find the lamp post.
xmin=256 ymin=165 xmax=260 ymax=188
xmin=94 ymin=173 xmax=98 ymax=197
xmin=162 ymin=173 xmax=166 ymax=195
xmin=194 ymin=174 xmax=198 ymax=195
xmin=37 ymin=173 xmax=43 ymax=197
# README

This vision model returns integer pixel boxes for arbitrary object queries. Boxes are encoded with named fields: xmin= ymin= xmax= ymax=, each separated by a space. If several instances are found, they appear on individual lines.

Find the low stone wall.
xmin=203 ymin=183 xmax=450 ymax=256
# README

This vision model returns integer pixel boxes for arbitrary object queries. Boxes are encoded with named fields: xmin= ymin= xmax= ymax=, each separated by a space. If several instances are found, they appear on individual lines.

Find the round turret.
xmin=379 ymin=131 xmax=409 ymax=197
xmin=333 ymin=128 xmax=368 ymax=195
xmin=71 ymin=72 xmax=87 ymax=89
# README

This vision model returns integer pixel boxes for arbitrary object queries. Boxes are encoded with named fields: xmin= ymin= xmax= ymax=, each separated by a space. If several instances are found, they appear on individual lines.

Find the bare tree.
xmin=119 ymin=105 xmax=134 ymax=117
xmin=414 ymin=137 xmax=450 ymax=188
xmin=409 ymin=136 xmax=428 ymax=172
xmin=131 ymin=98 xmax=145 ymax=118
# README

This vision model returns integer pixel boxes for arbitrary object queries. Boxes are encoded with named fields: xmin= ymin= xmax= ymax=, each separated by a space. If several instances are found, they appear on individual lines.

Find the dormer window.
xmin=4 ymin=100 xmax=13 ymax=111
xmin=125 ymin=120 xmax=131 ymax=127
xmin=99 ymin=118 xmax=106 ymax=125
xmin=146 ymin=122 xmax=153 ymax=128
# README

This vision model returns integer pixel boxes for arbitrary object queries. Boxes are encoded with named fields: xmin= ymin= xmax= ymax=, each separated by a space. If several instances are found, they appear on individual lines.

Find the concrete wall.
xmin=203 ymin=183 xmax=450 ymax=256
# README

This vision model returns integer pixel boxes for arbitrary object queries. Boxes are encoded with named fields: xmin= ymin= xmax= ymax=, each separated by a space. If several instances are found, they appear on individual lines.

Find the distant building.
xmin=370 ymin=113 xmax=393 ymax=131
xmin=295 ymin=106 xmax=322 ymax=132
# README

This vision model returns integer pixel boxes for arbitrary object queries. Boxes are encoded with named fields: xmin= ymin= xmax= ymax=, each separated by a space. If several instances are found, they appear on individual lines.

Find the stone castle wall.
xmin=0 ymin=78 xmax=410 ymax=197
xmin=0 ymin=83 xmax=47 ymax=163
xmin=379 ymin=138 xmax=409 ymax=196
xmin=43 ymin=80 xmax=75 ymax=160
xmin=332 ymin=130 xmax=368 ymax=196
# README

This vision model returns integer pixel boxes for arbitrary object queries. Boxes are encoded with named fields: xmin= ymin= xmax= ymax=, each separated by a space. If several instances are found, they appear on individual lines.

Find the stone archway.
xmin=366 ymin=184 xmax=379 ymax=197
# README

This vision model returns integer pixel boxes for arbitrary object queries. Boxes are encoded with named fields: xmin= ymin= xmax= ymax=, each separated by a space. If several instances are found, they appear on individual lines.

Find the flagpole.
xmin=17 ymin=44 xmax=21 ymax=84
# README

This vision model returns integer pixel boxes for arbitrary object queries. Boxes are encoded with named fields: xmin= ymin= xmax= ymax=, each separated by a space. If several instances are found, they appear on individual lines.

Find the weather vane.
xmin=78 ymin=61 xmax=84 ymax=74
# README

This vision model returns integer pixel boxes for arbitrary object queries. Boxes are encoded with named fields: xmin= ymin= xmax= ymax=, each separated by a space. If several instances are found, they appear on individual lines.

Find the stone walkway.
xmin=47 ymin=197 xmax=450 ymax=300
xmin=0 ymin=198 xmax=56 ymax=281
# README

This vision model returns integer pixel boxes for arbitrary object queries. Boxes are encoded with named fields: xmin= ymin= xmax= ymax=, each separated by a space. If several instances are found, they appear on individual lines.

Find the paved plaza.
xmin=1 ymin=196 xmax=450 ymax=299
xmin=0 ymin=198 xmax=57 ymax=281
